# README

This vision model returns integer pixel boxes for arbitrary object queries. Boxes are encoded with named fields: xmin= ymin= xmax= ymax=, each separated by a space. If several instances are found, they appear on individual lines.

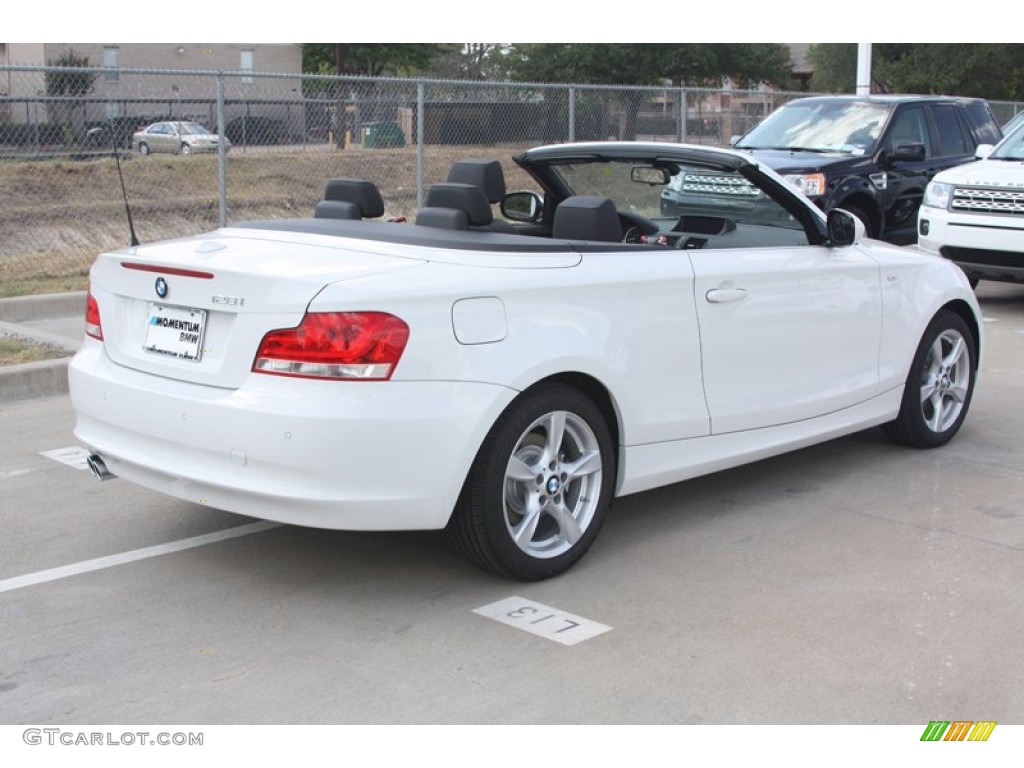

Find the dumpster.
xmin=361 ymin=121 xmax=405 ymax=148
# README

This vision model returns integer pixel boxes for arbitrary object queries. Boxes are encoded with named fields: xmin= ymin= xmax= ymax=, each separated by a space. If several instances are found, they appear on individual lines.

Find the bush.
xmin=0 ymin=123 xmax=68 ymax=147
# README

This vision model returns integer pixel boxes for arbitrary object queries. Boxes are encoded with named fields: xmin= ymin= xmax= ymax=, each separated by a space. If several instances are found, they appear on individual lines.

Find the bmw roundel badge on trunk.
xmin=155 ymin=277 xmax=168 ymax=299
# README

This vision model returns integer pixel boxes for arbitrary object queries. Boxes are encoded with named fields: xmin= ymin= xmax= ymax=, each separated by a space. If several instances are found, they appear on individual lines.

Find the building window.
xmin=104 ymin=46 xmax=119 ymax=82
xmin=241 ymin=50 xmax=253 ymax=84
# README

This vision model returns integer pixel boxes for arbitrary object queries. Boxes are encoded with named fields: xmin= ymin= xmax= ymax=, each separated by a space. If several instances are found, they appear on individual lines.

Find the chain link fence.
xmin=3 ymin=64 xmax=1023 ymax=297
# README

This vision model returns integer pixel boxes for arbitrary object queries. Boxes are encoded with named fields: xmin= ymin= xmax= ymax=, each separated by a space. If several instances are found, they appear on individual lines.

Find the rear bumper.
xmin=69 ymin=341 xmax=516 ymax=530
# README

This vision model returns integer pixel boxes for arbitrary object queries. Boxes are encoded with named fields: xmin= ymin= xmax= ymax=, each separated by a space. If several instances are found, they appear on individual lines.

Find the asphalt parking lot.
xmin=1 ymin=283 xmax=1022 ymax=725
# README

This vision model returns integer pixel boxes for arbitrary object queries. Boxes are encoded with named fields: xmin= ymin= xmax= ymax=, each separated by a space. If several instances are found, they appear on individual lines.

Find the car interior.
xmin=297 ymin=155 xmax=818 ymax=252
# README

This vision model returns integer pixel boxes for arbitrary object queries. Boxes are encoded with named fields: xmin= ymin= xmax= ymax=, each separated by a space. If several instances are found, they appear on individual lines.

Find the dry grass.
xmin=0 ymin=143 xmax=543 ymax=296
xmin=0 ymin=335 xmax=70 ymax=366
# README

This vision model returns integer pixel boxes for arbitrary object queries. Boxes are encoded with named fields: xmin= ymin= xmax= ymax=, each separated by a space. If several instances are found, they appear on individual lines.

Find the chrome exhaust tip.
xmin=86 ymin=454 xmax=116 ymax=481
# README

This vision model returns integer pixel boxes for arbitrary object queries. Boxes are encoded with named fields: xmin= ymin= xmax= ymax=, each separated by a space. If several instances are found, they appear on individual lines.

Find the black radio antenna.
xmin=107 ymin=120 xmax=140 ymax=247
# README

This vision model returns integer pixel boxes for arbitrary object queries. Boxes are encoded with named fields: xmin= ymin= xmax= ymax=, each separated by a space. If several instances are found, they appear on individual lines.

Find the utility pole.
xmin=856 ymin=43 xmax=872 ymax=95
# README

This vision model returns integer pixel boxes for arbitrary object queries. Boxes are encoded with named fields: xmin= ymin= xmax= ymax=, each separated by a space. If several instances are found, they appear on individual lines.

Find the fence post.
xmin=216 ymin=71 xmax=227 ymax=227
xmin=417 ymin=80 xmax=425 ymax=210
xmin=32 ymin=99 xmax=40 ymax=155
xmin=678 ymin=88 xmax=687 ymax=144
xmin=568 ymin=86 xmax=575 ymax=143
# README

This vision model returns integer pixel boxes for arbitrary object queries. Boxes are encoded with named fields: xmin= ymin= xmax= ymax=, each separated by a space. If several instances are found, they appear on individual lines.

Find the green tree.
xmin=505 ymin=44 xmax=793 ymax=139
xmin=428 ymin=44 xmax=511 ymax=80
xmin=44 ymin=48 xmax=96 ymax=143
xmin=809 ymin=43 xmax=1024 ymax=100
xmin=302 ymin=44 xmax=453 ymax=76
xmin=506 ymin=43 xmax=791 ymax=87
xmin=44 ymin=48 xmax=97 ymax=97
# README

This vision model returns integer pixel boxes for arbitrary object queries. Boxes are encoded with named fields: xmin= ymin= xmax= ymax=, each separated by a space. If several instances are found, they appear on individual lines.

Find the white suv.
xmin=918 ymin=120 xmax=1024 ymax=287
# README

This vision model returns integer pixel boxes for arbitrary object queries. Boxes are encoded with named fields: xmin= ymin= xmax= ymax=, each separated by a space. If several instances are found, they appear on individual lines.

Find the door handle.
xmin=706 ymin=288 xmax=747 ymax=304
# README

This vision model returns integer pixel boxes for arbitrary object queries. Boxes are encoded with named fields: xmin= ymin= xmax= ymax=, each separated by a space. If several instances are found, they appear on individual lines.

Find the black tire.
xmin=138 ymin=142 xmax=150 ymax=156
xmin=449 ymin=384 xmax=615 ymax=580
xmin=180 ymin=143 xmax=192 ymax=155
xmin=882 ymin=310 xmax=976 ymax=448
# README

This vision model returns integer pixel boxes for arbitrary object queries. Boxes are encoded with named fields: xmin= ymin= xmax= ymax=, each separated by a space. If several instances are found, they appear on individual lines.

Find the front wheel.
xmin=449 ymin=385 xmax=614 ymax=580
xmin=882 ymin=310 xmax=976 ymax=448
xmin=180 ymin=143 xmax=192 ymax=155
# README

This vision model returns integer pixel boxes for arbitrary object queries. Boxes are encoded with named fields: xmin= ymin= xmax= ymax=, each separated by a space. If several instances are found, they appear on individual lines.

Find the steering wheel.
xmin=622 ymin=225 xmax=644 ymax=244
xmin=619 ymin=212 xmax=659 ymax=244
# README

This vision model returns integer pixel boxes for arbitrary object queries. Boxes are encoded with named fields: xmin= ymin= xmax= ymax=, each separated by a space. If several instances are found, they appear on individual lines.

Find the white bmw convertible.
xmin=69 ymin=142 xmax=981 ymax=580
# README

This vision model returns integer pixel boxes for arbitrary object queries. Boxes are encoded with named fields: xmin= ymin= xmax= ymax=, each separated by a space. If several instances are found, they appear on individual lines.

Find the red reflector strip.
xmin=121 ymin=262 xmax=214 ymax=279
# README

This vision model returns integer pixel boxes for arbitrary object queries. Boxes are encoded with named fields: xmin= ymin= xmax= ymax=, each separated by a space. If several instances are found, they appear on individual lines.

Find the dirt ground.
xmin=0 ymin=143 xmax=542 ymax=294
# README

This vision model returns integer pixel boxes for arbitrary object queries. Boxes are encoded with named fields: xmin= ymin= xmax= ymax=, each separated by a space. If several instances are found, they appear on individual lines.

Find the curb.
xmin=0 ymin=292 xmax=84 ymax=404
xmin=0 ymin=357 xmax=70 ymax=402
xmin=0 ymin=291 xmax=86 ymax=323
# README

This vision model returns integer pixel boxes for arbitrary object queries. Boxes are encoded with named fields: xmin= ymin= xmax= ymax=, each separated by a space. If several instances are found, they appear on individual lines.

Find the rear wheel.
xmin=882 ymin=310 xmax=976 ymax=448
xmin=449 ymin=384 xmax=614 ymax=580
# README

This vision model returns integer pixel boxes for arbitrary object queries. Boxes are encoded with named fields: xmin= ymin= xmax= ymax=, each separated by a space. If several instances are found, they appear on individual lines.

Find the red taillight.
xmin=252 ymin=312 xmax=409 ymax=381
xmin=85 ymin=290 xmax=103 ymax=340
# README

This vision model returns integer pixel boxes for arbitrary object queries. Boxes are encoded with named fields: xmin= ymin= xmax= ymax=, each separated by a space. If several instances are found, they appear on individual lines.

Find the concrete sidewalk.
xmin=0 ymin=292 xmax=86 ymax=403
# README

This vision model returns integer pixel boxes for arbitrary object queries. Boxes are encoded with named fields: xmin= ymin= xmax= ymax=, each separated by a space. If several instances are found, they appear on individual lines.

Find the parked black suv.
xmin=724 ymin=95 xmax=1002 ymax=244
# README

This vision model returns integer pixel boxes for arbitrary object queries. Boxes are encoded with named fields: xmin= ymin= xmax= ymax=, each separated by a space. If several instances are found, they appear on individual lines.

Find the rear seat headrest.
xmin=424 ymin=182 xmax=493 ymax=227
xmin=446 ymin=159 xmax=507 ymax=204
xmin=321 ymin=177 xmax=385 ymax=219
xmin=415 ymin=207 xmax=469 ymax=230
xmin=313 ymin=200 xmax=361 ymax=220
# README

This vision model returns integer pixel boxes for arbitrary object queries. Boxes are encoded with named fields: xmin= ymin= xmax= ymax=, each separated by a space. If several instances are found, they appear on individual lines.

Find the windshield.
xmin=549 ymin=159 xmax=803 ymax=230
xmin=990 ymin=120 xmax=1024 ymax=160
xmin=736 ymin=101 xmax=892 ymax=155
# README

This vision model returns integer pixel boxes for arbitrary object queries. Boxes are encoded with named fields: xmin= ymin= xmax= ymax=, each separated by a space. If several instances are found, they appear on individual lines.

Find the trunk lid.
xmin=89 ymin=228 xmax=423 ymax=388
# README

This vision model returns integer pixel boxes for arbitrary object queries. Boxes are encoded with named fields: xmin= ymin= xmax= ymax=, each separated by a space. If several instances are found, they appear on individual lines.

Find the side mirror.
xmin=501 ymin=191 xmax=543 ymax=223
xmin=975 ymin=143 xmax=994 ymax=160
xmin=827 ymin=208 xmax=864 ymax=247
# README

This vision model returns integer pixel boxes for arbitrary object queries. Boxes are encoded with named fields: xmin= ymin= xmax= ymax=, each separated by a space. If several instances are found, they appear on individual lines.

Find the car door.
xmin=929 ymin=103 xmax=977 ymax=174
xmin=880 ymin=105 xmax=935 ymax=236
xmin=147 ymin=123 xmax=169 ymax=153
xmin=688 ymin=222 xmax=882 ymax=436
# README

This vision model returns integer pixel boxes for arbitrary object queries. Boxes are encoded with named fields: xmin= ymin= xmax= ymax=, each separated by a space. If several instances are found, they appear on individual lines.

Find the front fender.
xmin=876 ymin=249 xmax=982 ymax=390
xmin=825 ymin=176 xmax=884 ymax=219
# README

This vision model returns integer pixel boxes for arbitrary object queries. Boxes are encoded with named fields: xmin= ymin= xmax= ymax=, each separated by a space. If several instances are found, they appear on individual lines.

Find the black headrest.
xmin=424 ymin=182 xmax=493 ymax=226
xmin=552 ymin=196 xmax=622 ymax=242
xmin=446 ymin=159 xmax=507 ymax=204
xmin=314 ymin=200 xmax=361 ymax=220
xmin=415 ymin=207 xmax=469 ymax=230
xmin=322 ymin=178 xmax=385 ymax=219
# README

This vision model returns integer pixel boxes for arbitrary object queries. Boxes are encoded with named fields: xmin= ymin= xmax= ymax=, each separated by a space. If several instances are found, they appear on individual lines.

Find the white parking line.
xmin=39 ymin=446 xmax=92 ymax=470
xmin=0 ymin=521 xmax=281 ymax=594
